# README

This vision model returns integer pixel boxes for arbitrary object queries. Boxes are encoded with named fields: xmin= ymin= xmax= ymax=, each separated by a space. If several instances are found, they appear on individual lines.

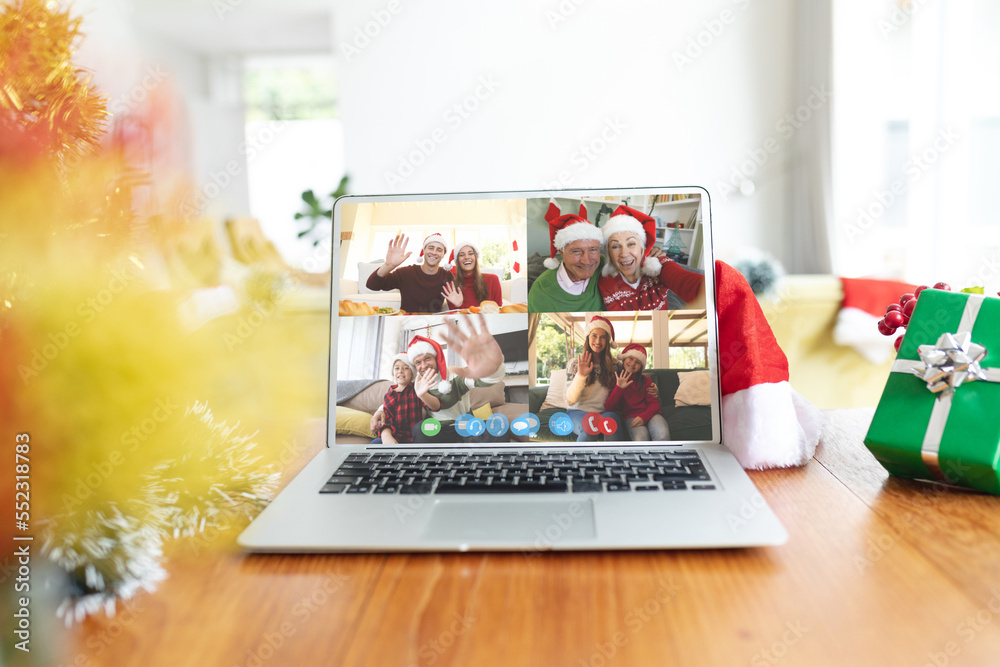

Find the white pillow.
xmin=674 ymin=370 xmax=711 ymax=407
xmin=540 ymin=369 xmax=568 ymax=410
xmin=357 ymin=260 xmax=385 ymax=294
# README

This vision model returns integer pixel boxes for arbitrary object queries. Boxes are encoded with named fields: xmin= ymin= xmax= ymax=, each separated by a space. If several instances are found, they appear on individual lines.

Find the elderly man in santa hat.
xmin=527 ymin=202 xmax=606 ymax=312
xmin=366 ymin=232 xmax=456 ymax=313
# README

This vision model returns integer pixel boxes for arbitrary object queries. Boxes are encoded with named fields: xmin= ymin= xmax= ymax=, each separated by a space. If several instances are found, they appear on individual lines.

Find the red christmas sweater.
xmin=451 ymin=271 xmax=503 ymax=307
xmin=605 ymin=374 xmax=662 ymax=424
xmin=598 ymin=257 xmax=703 ymax=311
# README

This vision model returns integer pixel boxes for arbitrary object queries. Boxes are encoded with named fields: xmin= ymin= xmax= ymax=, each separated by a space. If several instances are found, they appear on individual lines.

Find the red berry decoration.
xmin=879 ymin=281 xmax=953 ymax=341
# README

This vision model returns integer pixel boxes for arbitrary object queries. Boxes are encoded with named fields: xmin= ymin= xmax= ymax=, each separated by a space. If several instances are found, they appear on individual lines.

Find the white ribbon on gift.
xmin=890 ymin=294 xmax=1000 ymax=482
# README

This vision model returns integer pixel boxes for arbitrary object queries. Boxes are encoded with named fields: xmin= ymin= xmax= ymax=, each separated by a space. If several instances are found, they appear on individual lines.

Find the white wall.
xmin=74 ymin=1 xmax=272 ymax=224
xmin=71 ymin=0 xmax=801 ymax=270
xmin=336 ymin=0 xmax=797 ymax=267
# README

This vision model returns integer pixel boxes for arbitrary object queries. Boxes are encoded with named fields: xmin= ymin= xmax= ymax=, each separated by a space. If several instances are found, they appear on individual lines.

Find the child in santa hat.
xmin=372 ymin=353 xmax=426 ymax=445
xmin=605 ymin=343 xmax=671 ymax=441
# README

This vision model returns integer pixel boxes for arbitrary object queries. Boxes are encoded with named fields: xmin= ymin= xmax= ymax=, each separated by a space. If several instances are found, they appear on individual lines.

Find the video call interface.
xmin=334 ymin=191 xmax=715 ymax=446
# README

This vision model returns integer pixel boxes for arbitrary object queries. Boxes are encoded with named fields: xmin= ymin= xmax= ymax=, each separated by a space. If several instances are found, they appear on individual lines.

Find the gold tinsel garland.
xmin=0 ymin=0 xmax=108 ymax=164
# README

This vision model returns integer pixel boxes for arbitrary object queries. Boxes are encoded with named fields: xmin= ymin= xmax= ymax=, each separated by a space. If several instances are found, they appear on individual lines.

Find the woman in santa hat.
xmin=598 ymin=205 xmax=706 ymax=311
xmin=441 ymin=239 xmax=503 ymax=309
xmin=564 ymin=315 xmax=623 ymax=441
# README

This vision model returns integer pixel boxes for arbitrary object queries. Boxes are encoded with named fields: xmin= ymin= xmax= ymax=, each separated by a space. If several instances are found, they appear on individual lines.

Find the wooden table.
xmin=64 ymin=409 xmax=1000 ymax=667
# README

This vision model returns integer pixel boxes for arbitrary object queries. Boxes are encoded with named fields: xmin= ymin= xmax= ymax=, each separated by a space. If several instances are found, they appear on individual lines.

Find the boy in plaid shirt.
xmin=373 ymin=354 xmax=426 ymax=444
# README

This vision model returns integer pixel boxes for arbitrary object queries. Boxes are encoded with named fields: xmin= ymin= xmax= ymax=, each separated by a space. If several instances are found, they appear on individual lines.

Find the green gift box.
xmin=865 ymin=289 xmax=1000 ymax=494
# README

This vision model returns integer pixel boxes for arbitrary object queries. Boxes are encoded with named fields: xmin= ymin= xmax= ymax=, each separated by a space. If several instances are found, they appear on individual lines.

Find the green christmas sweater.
xmin=527 ymin=258 xmax=606 ymax=312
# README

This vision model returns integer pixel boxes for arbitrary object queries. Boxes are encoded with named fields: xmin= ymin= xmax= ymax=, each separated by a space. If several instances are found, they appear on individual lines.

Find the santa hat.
xmin=407 ymin=335 xmax=452 ymax=394
xmin=543 ymin=200 xmax=603 ymax=271
xmin=617 ymin=343 xmax=647 ymax=369
xmin=419 ymin=233 xmax=448 ymax=258
xmin=715 ymin=260 xmax=825 ymax=469
xmin=584 ymin=315 xmax=615 ymax=345
xmin=447 ymin=239 xmax=480 ymax=271
xmin=389 ymin=353 xmax=415 ymax=378
xmin=601 ymin=205 xmax=660 ymax=278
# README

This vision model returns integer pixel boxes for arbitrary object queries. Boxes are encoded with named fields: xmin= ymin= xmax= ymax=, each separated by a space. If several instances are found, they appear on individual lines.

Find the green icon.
xmin=420 ymin=418 xmax=442 ymax=437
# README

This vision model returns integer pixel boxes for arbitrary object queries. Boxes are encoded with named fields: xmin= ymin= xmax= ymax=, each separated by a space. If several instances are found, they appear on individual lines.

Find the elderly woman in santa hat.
xmin=564 ymin=315 xmax=623 ymax=442
xmin=441 ymin=239 xmax=503 ymax=309
xmin=598 ymin=205 xmax=706 ymax=311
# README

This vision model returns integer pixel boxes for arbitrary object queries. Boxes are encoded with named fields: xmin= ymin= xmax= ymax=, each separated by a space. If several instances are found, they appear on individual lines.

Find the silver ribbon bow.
xmin=912 ymin=332 xmax=988 ymax=395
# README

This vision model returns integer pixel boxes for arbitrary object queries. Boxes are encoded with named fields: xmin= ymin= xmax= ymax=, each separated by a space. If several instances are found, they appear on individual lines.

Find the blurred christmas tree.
xmin=0 ymin=0 xmax=307 ymax=628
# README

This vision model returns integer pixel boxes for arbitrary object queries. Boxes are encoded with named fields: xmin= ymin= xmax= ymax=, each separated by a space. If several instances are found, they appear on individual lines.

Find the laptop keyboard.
xmin=319 ymin=450 xmax=715 ymax=495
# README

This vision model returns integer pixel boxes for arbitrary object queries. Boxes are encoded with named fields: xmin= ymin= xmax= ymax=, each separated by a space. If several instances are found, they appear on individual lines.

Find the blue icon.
xmin=455 ymin=413 xmax=475 ymax=437
xmin=486 ymin=413 xmax=510 ymax=437
xmin=548 ymin=412 xmax=574 ymax=437
xmin=512 ymin=412 xmax=540 ymax=437
xmin=465 ymin=417 xmax=486 ymax=437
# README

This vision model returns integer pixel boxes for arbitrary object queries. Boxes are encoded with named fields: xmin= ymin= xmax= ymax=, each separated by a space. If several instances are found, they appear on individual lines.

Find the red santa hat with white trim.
xmin=419 ymin=233 xmax=448 ymax=258
xmin=407 ymin=335 xmax=452 ymax=394
xmin=584 ymin=314 xmax=616 ymax=346
xmin=543 ymin=200 xmax=603 ymax=271
xmin=715 ymin=260 xmax=825 ymax=469
xmin=601 ymin=205 xmax=661 ymax=278
xmin=389 ymin=353 xmax=416 ymax=377
xmin=617 ymin=343 xmax=648 ymax=369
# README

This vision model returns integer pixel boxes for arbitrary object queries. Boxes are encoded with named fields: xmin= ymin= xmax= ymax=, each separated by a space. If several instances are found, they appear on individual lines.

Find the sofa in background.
xmin=529 ymin=368 xmax=713 ymax=442
xmin=334 ymin=380 xmax=529 ymax=444
xmin=758 ymin=275 xmax=896 ymax=409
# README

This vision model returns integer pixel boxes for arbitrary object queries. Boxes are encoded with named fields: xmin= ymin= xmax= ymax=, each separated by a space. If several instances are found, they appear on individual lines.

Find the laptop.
xmin=238 ymin=186 xmax=788 ymax=552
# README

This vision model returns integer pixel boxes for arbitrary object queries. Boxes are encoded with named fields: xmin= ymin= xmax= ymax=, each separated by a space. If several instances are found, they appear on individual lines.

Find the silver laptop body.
xmin=239 ymin=186 xmax=787 ymax=552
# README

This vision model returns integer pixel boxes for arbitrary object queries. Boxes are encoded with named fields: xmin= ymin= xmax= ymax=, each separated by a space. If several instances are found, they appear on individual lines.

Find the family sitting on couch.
xmin=562 ymin=315 xmax=671 ymax=442
xmin=528 ymin=313 xmax=713 ymax=443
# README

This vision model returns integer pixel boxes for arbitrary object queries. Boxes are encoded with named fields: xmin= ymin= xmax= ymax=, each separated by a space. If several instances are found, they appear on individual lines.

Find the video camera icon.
xmin=420 ymin=418 xmax=442 ymax=438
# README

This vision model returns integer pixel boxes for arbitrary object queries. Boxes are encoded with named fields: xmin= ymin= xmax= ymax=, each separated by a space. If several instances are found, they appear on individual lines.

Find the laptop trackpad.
xmin=421 ymin=499 xmax=596 ymax=544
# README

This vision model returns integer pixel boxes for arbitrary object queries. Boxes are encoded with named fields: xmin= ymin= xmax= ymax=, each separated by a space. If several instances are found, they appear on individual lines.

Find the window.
xmin=243 ymin=55 xmax=343 ymax=272
xmin=832 ymin=1 xmax=1000 ymax=289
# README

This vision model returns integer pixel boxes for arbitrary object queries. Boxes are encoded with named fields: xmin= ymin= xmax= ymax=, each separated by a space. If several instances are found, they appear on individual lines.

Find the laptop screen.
xmin=329 ymin=187 xmax=720 ymax=447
